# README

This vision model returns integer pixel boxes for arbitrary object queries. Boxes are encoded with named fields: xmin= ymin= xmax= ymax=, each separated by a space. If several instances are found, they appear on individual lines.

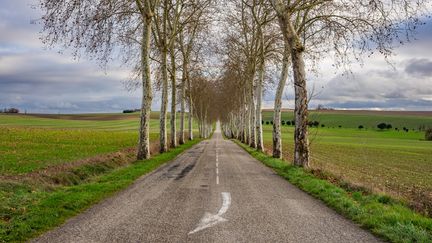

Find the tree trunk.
xmin=289 ymin=36 xmax=310 ymax=167
xmin=244 ymin=91 xmax=250 ymax=145
xmin=188 ymin=76 xmax=194 ymax=140
xmin=137 ymin=19 xmax=153 ymax=160
xmin=159 ymin=48 xmax=168 ymax=153
xmin=272 ymin=44 xmax=290 ymax=159
xmin=179 ymin=60 xmax=186 ymax=145
xmin=256 ymin=59 xmax=264 ymax=152
xmin=272 ymin=0 xmax=310 ymax=167
xmin=170 ymin=47 xmax=177 ymax=148
xmin=249 ymin=79 xmax=257 ymax=148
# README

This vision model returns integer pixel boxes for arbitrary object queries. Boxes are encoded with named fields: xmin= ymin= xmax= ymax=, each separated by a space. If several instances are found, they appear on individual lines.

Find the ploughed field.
xmin=261 ymin=110 xmax=432 ymax=215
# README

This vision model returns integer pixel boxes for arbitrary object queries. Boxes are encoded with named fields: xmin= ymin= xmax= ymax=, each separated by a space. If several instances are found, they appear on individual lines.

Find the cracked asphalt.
xmin=34 ymin=123 xmax=381 ymax=243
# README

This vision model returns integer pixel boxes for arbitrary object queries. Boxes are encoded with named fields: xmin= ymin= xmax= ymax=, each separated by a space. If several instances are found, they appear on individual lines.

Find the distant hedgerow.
xmin=426 ymin=128 xmax=432 ymax=141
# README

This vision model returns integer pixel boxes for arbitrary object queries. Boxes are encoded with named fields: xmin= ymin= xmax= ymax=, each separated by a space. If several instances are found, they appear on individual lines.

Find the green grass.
xmin=0 ymin=139 xmax=202 ymax=242
xmin=0 ymin=113 xmax=203 ymax=242
xmin=0 ymin=113 xmax=198 ymax=175
xmin=0 ymin=127 xmax=140 ymax=174
xmin=262 ymin=125 xmax=432 ymax=214
xmin=0 ymin=112 xmax=197 ymax=132
xmin=262 ymin=110 xmax=432 ymax=129
xmin=236 ymin=141 xmax=432 ymax=242
xmin=260 ymin=110 xmax=432 ymax=216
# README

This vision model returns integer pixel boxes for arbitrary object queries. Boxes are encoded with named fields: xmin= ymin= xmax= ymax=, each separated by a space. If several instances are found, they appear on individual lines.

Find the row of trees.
xmin=0 ymin=108 xmax=20 ymax=114
xmin=39 ymin=0 xmax=429 ymax=167
xmin=218 ymin=0 xmax=429 ymax=167
xmin=39 ymin=0 xmax=217 ymax=159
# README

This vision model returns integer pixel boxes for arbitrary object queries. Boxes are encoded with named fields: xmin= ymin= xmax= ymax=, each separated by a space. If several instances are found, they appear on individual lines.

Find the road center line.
xmin=216 ymin=148 xmax=219 ymax=184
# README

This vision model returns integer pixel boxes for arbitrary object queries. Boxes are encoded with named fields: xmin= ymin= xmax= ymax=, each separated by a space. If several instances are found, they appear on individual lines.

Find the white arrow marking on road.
xmin=189 ymin=192 xmax=231 ymax=234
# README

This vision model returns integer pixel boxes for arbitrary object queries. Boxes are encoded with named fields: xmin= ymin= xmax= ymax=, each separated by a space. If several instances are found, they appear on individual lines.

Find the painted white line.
xmin=216 ymin=168 xmax=219 ymax=174
xmin=216 ymin=175 xmax=219 ymax=185
xmin=189 ymin=192 xmax=231 ymax=234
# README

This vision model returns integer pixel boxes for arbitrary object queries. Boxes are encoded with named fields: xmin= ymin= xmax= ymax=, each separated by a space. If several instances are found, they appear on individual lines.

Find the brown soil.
xmin=26 ymin=113 xmax=140 ymax=121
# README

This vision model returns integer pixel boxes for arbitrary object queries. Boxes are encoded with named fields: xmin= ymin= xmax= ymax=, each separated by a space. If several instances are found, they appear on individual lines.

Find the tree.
xmin=377 ymin=123 xmax=387 ymax=130
xmin=358 ymin=125 xmax=364 ymax=129
xmin=152 ymin=0 xmax=181 ymax=152
xmin=425 ymin=128 xmax=432 ymax=141
xmin=178 ymin=0 xmax=212 ymax=144
xmin=270 ymin=0 xmax=429 ymax=167
xmin=39 ymin=0 xmax=160 ymax=160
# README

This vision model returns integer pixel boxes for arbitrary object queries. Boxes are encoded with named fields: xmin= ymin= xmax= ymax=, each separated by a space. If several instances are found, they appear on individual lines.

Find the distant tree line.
xmin=262 ymin=120 xmax=323 ymax=128
xmin=426 ymin=128 xmax=432 ymax=141
xmin=123 ymin=109 xmax=141 ymax=114
xmin=0 ymin=108 xmax=20 ymax=114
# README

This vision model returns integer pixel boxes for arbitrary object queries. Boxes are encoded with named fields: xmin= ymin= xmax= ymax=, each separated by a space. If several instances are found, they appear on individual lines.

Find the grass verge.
xmin=0 ymin=139 xmax=202 ymax=242
xmin=235 ymin=140 xmax=432 ymax=243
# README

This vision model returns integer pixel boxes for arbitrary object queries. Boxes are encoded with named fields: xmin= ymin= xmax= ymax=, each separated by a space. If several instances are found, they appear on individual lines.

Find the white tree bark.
xmin=170 ymin=46 xmax=177 ymax=148
xmin=288 ymin=25 xmax=310 ymax=167
xmin=256 ymin=59 xmax=264 ymax=152
xmin=160 ymin=48 xmax=169 ymax=153
xmin=272 ymin=44 xmax=289 ymax=159
xmin=179 ymin=60 xmax=186 ymax=144
xmin=188 ymin=76 xmax=194 ymax=140
xmin=137 ymin=16 xmax=153 ymax=160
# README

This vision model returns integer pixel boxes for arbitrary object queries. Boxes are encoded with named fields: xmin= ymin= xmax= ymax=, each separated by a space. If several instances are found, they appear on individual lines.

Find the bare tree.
xmin=270 ymin=0 xmax=430 ymax=167
xmin=178 ymin=0 xmax=212 ymax=144
xmin=39 ymin=0 xmax=160 ymax=160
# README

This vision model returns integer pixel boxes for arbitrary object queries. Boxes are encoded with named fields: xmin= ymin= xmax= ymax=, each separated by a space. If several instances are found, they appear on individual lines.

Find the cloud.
xmin=405 ymin=58 xmax=432 ymax=77
xmin=1 ymin=1 xmax=432 ymax=113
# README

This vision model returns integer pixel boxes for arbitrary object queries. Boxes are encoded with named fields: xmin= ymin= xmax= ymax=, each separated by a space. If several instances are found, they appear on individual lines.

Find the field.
xmin=0 ymin=112 xmax=197 ymax=175
xmin=261 ymin=110 xmax=432 ymax=215
xmin=0 ymin=112 xmax=200 ymax=241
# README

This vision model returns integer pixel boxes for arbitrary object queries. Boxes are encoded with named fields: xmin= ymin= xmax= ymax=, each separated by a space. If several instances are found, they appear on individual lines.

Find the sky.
xmin=0 ymin=0 xmax=431 ymax=114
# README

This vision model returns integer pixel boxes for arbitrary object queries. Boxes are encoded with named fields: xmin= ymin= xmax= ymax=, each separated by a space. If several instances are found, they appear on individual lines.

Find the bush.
xmin=270 ymin=121 xmax=273 ymax=125
xmin=426 ymin=128 xmax=432 ymax=141
xmin=266 ymin=121 xmax=270 ymax=125
xmin=321 ymin=124 xmax=325 ymax=128
xmin=261 ymin=120 xmax=264 ymax=125
xmin=377 ymin=123 xmax=387 ymax=130
xmin=281 ymin=120 xmax=285 ymax=125
xmin=286 ymin=121 xmax=291 ymax=126
xmin=122 ymin=109 xmax=140 ymax=114
xmin=358 ymin=125 xmax=364 ymax=129
xmin=313 ymin=121 xmax=320 ymax=127
xmin=386 ymin=124 xmax=392 ymax=129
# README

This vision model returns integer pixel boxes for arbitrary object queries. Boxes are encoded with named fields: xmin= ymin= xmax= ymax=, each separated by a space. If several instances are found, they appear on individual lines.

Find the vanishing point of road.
xmin=34 ymin=123 xmax=380 ymax=243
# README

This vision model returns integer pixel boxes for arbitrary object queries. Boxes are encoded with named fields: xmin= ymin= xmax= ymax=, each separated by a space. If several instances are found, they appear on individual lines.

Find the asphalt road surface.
xmin=34 ymin=123 xmax=380 ymax=243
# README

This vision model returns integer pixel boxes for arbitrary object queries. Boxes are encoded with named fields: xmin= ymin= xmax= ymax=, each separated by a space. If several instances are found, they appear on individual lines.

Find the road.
xmin=34 ymin=123 xmax=380 ymax=243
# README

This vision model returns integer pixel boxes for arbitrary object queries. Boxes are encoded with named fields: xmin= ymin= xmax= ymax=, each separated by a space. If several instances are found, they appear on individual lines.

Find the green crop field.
xmin=261 ymin=110 xmax=432 ymax=215
xmin=262 ymin=109 xmax=432 ymax=130
xmin=0 ymin=112 xmax=197 ymax=175
xmin=0 ymin=112 xmax=201 ymax=241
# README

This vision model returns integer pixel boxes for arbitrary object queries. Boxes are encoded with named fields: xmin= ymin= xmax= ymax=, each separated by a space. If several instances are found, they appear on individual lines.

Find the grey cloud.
xmin=405 ymin=58 xmax=432 ymax=77
xmin=326 ymin=99 xmax=432 ymax=111
xmin=1 ymin=1 xmax=432 ymax=113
